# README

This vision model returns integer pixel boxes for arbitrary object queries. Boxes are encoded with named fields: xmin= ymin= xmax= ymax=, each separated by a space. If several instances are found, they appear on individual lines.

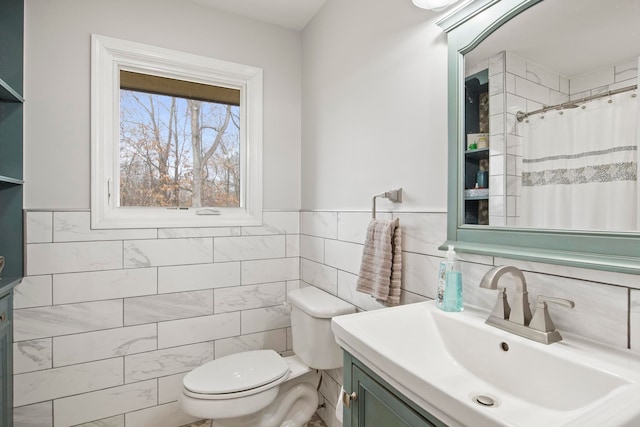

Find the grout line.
xmin=50 ymin=211 xmax=54 ymax=243
xmin=628 ymin=288 xmax=632 ymax=350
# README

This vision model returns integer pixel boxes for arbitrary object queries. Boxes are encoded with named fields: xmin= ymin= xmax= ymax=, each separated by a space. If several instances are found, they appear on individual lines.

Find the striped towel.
xmin=356 ymin=218 xmax=402 ymax=306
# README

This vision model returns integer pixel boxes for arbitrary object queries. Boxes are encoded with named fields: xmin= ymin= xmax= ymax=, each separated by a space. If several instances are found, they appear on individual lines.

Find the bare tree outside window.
xmin=119 ymin=90 xmax=241 ymax=208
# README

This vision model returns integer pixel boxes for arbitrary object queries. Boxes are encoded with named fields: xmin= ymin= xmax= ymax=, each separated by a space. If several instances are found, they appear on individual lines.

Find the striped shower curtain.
xmin=520 ymin=90 xmax=638 ymax=231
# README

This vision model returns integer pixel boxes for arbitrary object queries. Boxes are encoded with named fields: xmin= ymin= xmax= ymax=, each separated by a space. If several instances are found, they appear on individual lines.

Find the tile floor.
xmin=308 ymin=413 xmax=329 ymax=427
xmin=181 ymin=413 xmax=328 ymax=427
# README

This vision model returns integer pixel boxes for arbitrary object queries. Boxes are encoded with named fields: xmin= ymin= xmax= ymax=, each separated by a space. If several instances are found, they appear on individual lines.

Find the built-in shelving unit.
xmin=464 ymin=70 xmax=489 ymax=225
xmin=464 ymin=194 xmax=489 ymax=201
xmin=0 ymin=0 xmax=23 ymax=424
xmin=464 ymin=147 xmax=489 ymax=159
xmin=0 ymin=0 xmax=25 ymax=276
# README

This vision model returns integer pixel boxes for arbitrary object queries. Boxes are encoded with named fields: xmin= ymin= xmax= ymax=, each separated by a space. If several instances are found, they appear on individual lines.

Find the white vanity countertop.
xmin=332 ymin=301 xmax=640 ymax=427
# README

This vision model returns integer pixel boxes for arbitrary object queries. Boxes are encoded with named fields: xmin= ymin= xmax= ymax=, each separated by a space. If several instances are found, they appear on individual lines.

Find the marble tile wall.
xmin=14 ymin=210 xmax=300 ymax=427
xmin=488 ymin=51 xmax=507 ymax=227
xmin=299 ymin=210 xmax=640 ymax=427
xmin=569 ymin=58 xmax=638 ymax=98
xmin=16 ymin=208 xmax=640 ymax=427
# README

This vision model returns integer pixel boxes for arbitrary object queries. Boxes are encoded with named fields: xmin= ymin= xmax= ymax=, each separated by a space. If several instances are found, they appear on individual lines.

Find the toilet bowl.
xmin=179 ymin=286 xmax=355 ymax=427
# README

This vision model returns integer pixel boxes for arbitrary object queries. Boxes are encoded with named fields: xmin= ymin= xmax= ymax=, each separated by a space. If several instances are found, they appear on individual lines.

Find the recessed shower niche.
xmin=464 ymin=68 xmax=489 ymax=225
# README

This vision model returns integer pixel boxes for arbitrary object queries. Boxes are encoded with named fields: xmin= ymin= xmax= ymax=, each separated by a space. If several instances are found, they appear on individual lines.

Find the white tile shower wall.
xmin=489 ymin=52 xmax=507 ymax=227
xmin=570 ymin=58 xmax=638 ymax=98
xmin=299 ymin=209 xmax=639 ymax=427
xmin=15 ymin=210 xmax=300 ymax=427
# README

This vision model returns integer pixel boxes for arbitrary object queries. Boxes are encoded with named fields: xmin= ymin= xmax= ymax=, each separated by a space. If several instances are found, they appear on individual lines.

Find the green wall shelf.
xmin=0 ymin=0 xmax=23 ymax=424
xmin=0 ymin=79 xmax=24 ymax=103
xmin=0 ymin=176 xmax=24 ymax=186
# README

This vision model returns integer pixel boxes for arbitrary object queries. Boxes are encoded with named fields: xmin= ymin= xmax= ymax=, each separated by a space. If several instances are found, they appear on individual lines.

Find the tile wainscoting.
xmin=15 ymin=210 xmax=300 ymax=427
xmin=298 ymin=210 xmax=640 ymax=427
xmin=14 ymin=209 xmax=640 ymax=427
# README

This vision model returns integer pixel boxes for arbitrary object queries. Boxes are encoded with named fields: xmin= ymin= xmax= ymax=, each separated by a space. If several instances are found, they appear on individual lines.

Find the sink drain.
xmin=474 ymin=395 xmax=496 ymax=407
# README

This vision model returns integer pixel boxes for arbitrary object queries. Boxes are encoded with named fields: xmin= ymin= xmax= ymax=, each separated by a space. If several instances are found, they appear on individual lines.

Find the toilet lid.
xmin=183 ymin=349 xmax=290 ymax=395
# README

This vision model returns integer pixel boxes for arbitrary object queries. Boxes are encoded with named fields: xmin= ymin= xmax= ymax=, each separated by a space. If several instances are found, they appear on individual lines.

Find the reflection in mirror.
xmin=462 ymin=0 xmax=640 ymax=232
xmin=464 ymin=70 xmax=489 ymax=225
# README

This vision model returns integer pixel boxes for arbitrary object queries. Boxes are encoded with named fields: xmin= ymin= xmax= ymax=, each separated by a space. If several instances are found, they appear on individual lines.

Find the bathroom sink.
xmin=331 ymin=301 xmax=640 ymax=427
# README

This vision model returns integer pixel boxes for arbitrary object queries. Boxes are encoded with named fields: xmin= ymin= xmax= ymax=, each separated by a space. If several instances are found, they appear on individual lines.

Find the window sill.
xmin=91 ymin=207 xmax=262 ymax=229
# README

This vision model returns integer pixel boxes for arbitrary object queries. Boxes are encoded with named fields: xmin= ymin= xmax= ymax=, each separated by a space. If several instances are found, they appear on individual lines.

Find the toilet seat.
xmin=183 ymin=350 xmax=290 ymax=400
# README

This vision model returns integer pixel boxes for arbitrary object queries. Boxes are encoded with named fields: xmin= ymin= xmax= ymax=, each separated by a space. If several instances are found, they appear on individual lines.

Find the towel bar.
xmin=372 ymin=188 xmax=403 ymax=219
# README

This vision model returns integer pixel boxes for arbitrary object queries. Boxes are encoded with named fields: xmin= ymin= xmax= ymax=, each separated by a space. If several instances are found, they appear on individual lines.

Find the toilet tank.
xmin=287 ymin=287 xmax=356 ymax=370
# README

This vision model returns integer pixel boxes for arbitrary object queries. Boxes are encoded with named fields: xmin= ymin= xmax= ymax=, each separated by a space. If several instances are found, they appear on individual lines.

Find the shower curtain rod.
xmin=516 ymin=84 xmax=638 ymax=122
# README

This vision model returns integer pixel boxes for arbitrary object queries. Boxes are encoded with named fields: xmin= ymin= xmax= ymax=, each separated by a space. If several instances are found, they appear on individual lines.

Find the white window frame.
xmin=91 ymin=34 xmax=263 ymax=229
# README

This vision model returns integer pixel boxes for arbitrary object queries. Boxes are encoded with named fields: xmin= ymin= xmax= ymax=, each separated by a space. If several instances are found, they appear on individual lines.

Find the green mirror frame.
xmin=437 ymin=0 xmax=640 ymax=275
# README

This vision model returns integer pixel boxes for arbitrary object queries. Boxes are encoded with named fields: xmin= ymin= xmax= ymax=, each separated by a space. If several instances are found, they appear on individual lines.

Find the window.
xmin=91 ymin=35 xmax=263 ymax=229
xmin=119 ymin=72 xmax=242 ymax=209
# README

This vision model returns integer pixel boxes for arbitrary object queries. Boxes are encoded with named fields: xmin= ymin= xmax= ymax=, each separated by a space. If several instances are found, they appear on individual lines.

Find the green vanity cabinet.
xmin=342 ymin=353 xmax=447 ymax=427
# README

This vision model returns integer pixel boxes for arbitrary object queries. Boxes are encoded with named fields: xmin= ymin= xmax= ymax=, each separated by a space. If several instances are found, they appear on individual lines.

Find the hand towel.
xmin=356 ymin=218 xmax=402 ymax=306
xmin=335 ymin=387 xmax=345 ymax=422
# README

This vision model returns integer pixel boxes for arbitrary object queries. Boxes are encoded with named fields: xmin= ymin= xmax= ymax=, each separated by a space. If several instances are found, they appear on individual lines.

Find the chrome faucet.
xmin=480 ymin=266 xmax=575 ymax=344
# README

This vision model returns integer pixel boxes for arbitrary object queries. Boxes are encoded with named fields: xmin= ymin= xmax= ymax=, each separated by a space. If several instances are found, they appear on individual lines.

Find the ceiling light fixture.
xmin=411 ymin=0 xmax=461 ymax=11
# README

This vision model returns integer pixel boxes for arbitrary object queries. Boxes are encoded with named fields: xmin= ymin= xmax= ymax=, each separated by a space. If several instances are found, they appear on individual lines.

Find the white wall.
xmin=24 ymin=0 xmax=302 ymax=210
xmin=301 ymin=0 xmax=449 ymax=211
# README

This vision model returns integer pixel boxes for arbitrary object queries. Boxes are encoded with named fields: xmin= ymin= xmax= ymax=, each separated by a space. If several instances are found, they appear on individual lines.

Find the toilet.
xmin=179 ymin=286 xmax=356 ymax=427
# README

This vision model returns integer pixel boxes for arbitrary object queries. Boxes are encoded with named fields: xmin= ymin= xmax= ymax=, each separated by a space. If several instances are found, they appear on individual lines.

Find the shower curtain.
xmin=520 ymin=90 xmax=638 ymax=231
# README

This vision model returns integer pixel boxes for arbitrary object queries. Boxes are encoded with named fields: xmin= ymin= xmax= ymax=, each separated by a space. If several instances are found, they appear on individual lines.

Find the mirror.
xmin=462 ymin=0 xmax=640 ymax=232
xmin=438 ymin=0 xmax=640 ymax=273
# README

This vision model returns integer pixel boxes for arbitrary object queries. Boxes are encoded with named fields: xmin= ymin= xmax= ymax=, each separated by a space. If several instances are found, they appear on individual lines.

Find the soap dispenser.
xmin=437 ymin=245 xmax=463 ymax=311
